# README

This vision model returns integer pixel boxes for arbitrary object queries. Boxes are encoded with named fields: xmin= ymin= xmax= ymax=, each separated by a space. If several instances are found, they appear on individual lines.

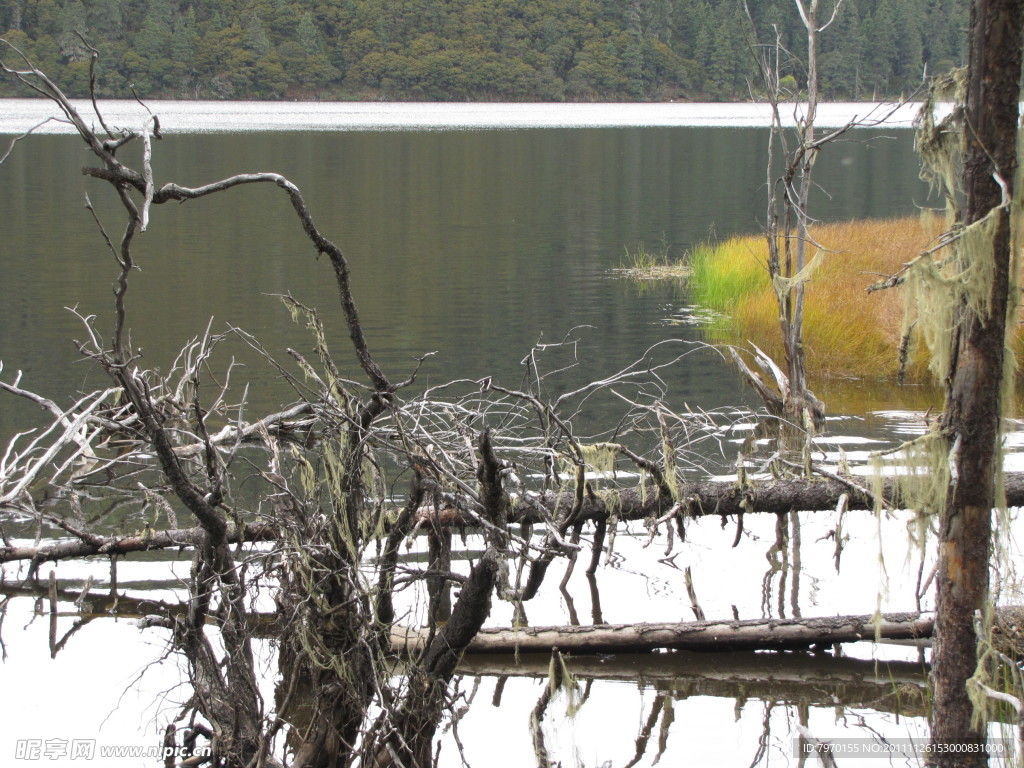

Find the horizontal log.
xmin=499 ymin=472 xmax=1024 ymax=525
xmin=393 ymin=610 xmax=938 ymax=654
xmin=6 ymin=472 xmax=1024 ymax=565
xmin=0 ymin=522 xmax=279 ymax=564
xmin=396 ymin=606 xmax=1024 ymax=655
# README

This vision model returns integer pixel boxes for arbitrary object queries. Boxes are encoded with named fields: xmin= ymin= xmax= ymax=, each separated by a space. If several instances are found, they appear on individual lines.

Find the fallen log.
xmin=11 ymin=570 xmax=1022 ymax=665
xmin=393 ymin=610 xmax=938 ymax=654
xmin=0 ymin=522 xmax=279 ymax=565
xmin=456 ymin=647 xmax=927 ymax=686
xmin=497 ymin=472 xmax=1024 ymax=526
xmin=5 ymin=472 xmax=1024 ymax=565
xmin=395 ymin=607 xmax=1024 ymax=655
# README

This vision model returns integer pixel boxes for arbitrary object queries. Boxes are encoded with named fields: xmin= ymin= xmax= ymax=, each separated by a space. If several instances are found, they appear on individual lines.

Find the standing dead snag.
xmin=763 ymin=0 xmax=830 ymax=430
xmin=742 ymin=0 xmax=902 ymax=432
xmin=913 ymin=0 xmax=1024 ymax=759
xmin=740 ymin=0 xmax=835 ymax=430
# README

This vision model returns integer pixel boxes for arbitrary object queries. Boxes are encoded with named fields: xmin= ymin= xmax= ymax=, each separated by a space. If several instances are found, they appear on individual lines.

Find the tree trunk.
xmin=930 ymin=0 xmax=1023 ymax=761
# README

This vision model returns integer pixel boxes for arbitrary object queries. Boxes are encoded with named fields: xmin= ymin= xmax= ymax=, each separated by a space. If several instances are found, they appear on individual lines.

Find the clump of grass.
xmin=617 ymin=240 xmax=687 ymax=280
xmin=688 ymin=238 xmax=766 ymax=309
xmin=688 ymin=216 xmax=948 ymax=381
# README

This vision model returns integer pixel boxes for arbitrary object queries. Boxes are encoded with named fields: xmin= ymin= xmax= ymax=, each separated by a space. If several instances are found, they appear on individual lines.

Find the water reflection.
xmin=0 ymin=126 xmax=931 ymax=446
xmin=456 ymin=650 xmax=929 ymax=718
xmin=0 ymin=577 xmax=935 ymax=767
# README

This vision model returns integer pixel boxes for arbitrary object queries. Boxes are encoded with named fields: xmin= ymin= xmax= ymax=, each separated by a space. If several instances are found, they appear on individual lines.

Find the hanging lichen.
xmin=770 ymin=245 xmax=825 ymax=298
xmin=546 ymin=648 xmax=582 ymax=717
xmin=279 ymin=293 xmax=354 ymax=413
xmin=579 ymin=442 xmax=620 ymax=479
xmin=906 ymin=71 xmax=1011 ymax=386
xmin=881 ymin=63 xmax=1024 ymax=734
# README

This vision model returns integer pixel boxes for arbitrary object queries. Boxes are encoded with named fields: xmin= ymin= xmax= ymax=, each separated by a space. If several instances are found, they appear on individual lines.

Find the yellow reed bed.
xmin=689 ymin=216 xmax=948 ymax=381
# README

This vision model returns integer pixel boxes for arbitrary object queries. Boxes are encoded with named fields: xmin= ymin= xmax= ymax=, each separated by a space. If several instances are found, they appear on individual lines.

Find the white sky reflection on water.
xmin=0 ymin=99 xmax=934 ymax=134
xmin=1 ymin=511 xmax=940 ymax=767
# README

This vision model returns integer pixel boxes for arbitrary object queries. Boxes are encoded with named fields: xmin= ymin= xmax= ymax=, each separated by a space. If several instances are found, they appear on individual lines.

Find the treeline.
xmin=0 ymin=0 xmax=966 ymax=101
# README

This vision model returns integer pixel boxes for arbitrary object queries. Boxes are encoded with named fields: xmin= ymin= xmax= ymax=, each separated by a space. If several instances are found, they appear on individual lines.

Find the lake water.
xmin=0 ymin=101 xmax=1009 ymax=766
xmin=0 ymin=102 xmax=935 ymax=437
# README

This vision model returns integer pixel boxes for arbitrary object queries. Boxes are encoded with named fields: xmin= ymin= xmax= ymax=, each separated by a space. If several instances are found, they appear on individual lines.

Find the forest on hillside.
xmin=0 ymin=0 xmax=966 ymax=102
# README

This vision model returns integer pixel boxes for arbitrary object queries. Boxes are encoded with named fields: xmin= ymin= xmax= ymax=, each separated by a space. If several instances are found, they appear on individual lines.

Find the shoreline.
xmin=0 ymin=98 xmax=935 ymax=134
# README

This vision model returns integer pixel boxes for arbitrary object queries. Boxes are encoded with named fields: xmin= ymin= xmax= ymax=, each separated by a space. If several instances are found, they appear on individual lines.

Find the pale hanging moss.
xmin=363 ymin=457 xmax=388 ymax=543
xmin=871 ymin=430 xmax=951 ymax=522
xmin=603 ymin=488 xmax=622 ymax=565
xmin=908 ymin=68 xmax=1019 ymax=387
xmin=915 ymin=71 xmax=966 ymax=215
xmin=280 ymin=294 xmax=354 ymax=412
xmin=323 ymin=446 xmax=363 ymax=563
xmin=579 ymin=442 xmax=620 ymax=478
xmin=576 ymin=443 xmax=623 ymax=563
xmin=602 ymin=487 xmax=622 ymax=518
xmin=770 ymin=245 xmax=826 ymax=297
xmin=659 ymin=435 xmax=679 ymax=501
xmin=546 ymin=649 xmax=582 ymax=717
xmin=290 ymin=442 xmax=316 ymax=499
xmin=903 ymin=251 xmax=959 ymax=382
xmin=878 ymin=67 xmax=1024 ymax=730
xmin=868 ymin=429 xmax=949 ymax=630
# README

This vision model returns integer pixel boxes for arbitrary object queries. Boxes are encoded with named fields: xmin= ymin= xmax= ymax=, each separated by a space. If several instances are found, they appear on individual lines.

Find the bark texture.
xmin=392 ymin=609 xmax=939 ymax=654
xmin=930 ymin=0 xmax=1023 ymax=761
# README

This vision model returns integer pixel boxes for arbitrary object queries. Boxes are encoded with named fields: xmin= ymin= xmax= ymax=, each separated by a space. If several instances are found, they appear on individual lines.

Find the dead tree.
xmin=739 ymin=0 xmax=909 ymax=433
xmin=0 ymin=42 xmax=511 ymax=767
xmin=13 ymin=34 xmax=1018 ymax=768
xmin=919 ymin=0 xmax=1024 ymax=760
xmin=0 ymin=41 xmax=726 ymax=767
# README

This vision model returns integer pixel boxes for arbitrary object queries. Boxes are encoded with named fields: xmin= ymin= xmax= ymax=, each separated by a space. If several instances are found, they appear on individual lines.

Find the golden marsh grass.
xmin=689 ymin=216 xmax=946 ymax=382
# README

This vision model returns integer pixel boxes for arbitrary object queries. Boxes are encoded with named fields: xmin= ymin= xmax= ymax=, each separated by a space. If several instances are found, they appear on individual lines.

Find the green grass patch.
xmin=688 ymin=238 xmax=767 ymax=310
xmin=687 ymin=216 xmax=945 ymax=382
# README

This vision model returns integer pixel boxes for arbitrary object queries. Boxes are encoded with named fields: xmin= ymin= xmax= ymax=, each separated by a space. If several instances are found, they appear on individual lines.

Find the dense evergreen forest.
xmin=0 ymin=0 xmax=966 ymax=101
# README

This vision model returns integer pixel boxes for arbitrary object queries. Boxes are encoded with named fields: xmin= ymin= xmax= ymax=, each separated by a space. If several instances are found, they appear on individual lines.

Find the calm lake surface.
xmin=0 ymin=102 xmax=1011 ymax=766
xmin=0 ymin=102 xmax=935 ymax=438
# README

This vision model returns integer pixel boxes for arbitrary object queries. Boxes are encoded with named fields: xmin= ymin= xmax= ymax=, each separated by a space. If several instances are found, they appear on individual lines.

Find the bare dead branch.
xmin=0 ymin=117 xmax=59 ymax=165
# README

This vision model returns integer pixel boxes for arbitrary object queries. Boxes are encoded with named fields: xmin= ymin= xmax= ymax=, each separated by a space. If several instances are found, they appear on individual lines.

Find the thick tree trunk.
xmin=930 ymin=0 xmax=1023 ymax=761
